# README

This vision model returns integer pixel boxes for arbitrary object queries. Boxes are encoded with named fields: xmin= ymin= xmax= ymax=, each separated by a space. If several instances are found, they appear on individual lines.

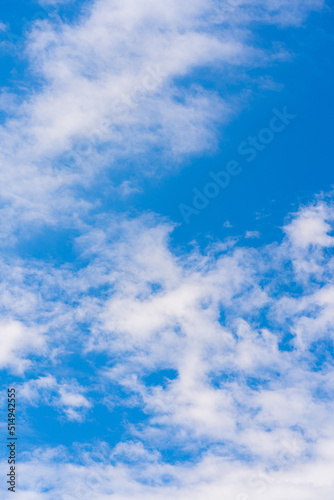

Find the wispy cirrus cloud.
xmin=20 ymin=375 xmax=91 ymax=421
xmin=0 ymin=191 xmax=334 ymax=496
xmin=0 ymin=1 xmax=331 ymax=498
xmin=0 ymin=0 xmax=325 ymax=237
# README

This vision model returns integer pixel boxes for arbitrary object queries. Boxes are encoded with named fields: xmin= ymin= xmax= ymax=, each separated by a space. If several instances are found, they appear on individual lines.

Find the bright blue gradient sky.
xmin=0 ymin=1 xmax=334 ymax=499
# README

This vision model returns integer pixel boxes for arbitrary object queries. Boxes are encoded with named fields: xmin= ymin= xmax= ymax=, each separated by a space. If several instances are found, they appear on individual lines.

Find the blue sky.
xmin=0 ymin=1 xmax=334 ymax=498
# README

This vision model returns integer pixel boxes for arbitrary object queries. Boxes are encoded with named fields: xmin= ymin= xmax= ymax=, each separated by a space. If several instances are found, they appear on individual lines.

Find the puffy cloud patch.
xmin=0 ymin=196 xmax=334 ymax=496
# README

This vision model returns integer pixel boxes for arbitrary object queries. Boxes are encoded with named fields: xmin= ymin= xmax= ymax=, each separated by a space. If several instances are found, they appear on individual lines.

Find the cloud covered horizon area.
xmin=0 ymin=0 xmax=334 ymax=498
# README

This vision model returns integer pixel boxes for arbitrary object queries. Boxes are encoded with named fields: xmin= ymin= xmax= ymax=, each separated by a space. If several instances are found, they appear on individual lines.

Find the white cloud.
xmin=1 ymin=197 xmax=333 ymax=444
xmin=65 ymin=198 xmax=333 ymax=462
xmin=245 ymin=230 xmax=260 ymax=239
xmin=223 ymin=220 xmax=233 ymax=228
xmin=2 ymin=438 xmax=334 ymax=499
xmin=20 ymin=376 xmax=91 ymax=421
xmin=0 ymin=319 xmax=44 ymax=373
xmin=284 ymin=202 xmax=334 ymax=248
xmin=0 ymin=1 xmax=331 ymax=496
xmin=0 ymin=195 xmax=333 ymax=496
xmin=0 ymin=0 xmax=325 ymax=235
